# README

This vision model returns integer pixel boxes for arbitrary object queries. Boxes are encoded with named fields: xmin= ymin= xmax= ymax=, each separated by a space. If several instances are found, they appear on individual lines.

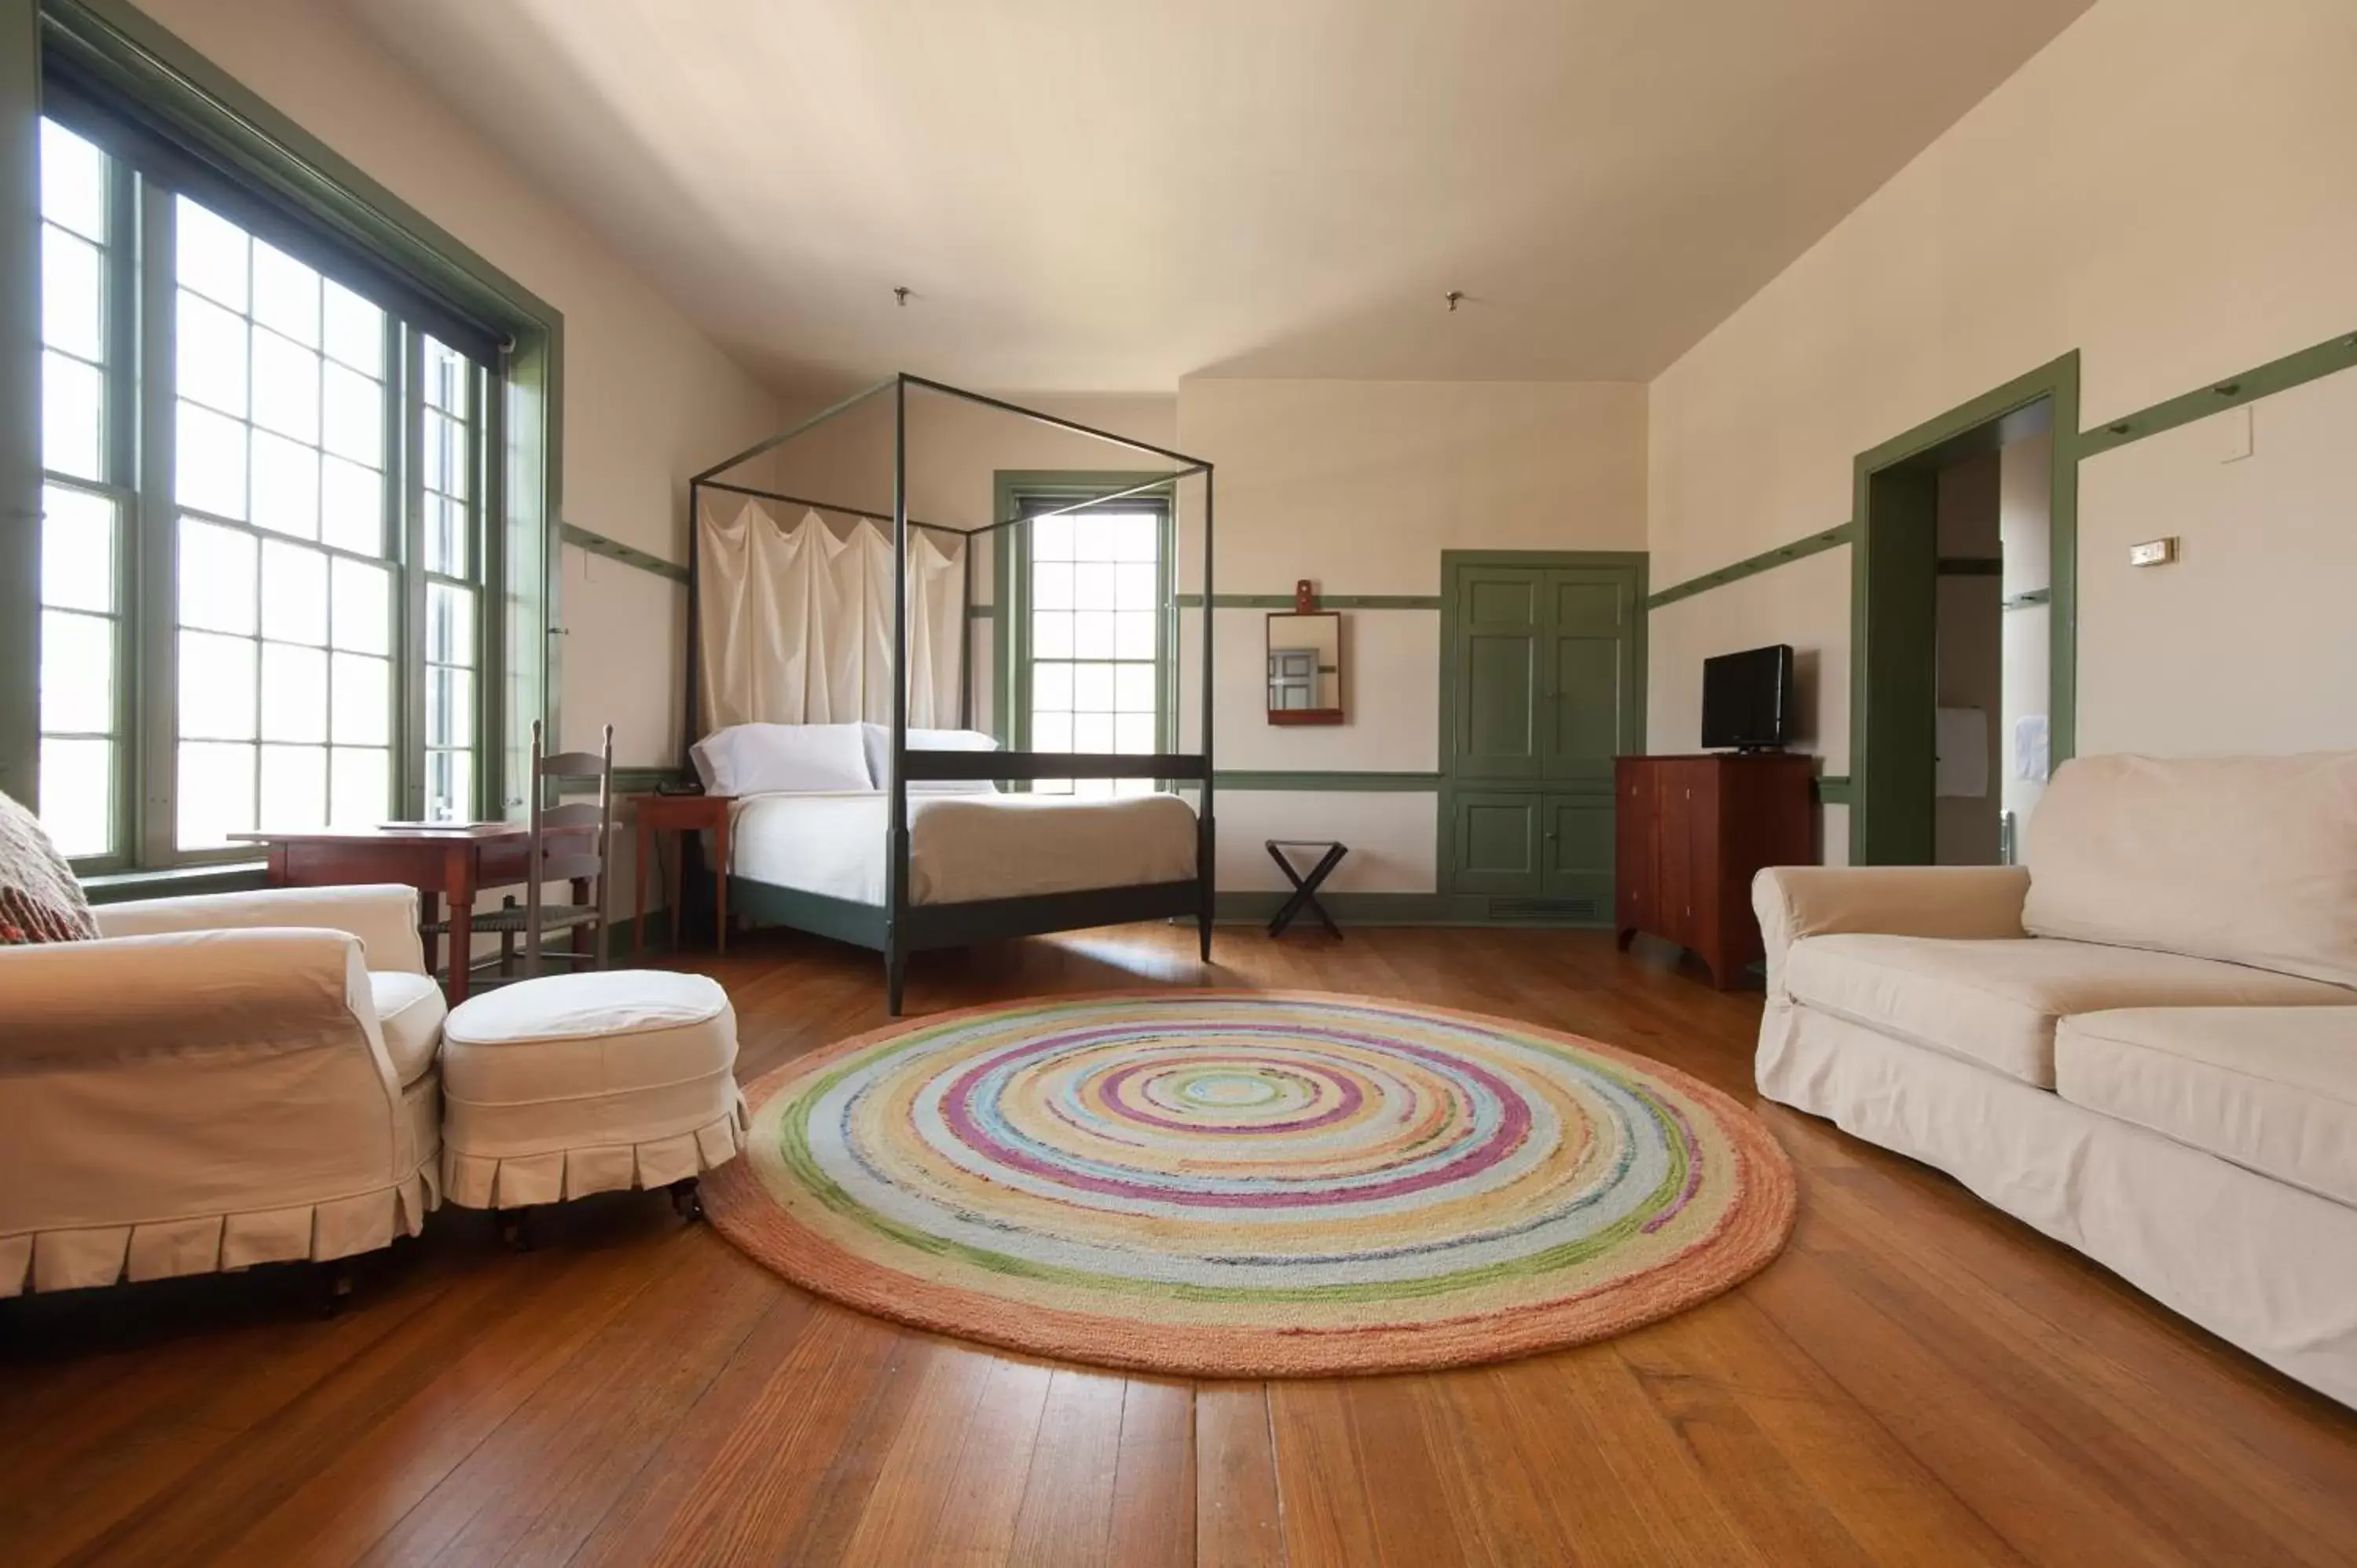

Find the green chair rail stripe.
xmin=2077 ymin=327 xmax=2357 ymax=458
xmin=561 ymin=522 xmax=688 ymax=584
xmin=2003 ymin=588 xmax=2051 ymax=610
xmin=1206 ymin=771 xmax=1443 ymax=792
xmin=1646 ymin=524 xmax=1855 ymax=611
xmin=1175 ymin=593 xmax=1442 ymax=610
xmin=1813 ymin=775 xmax=1854 ymax=805
xmin=1642 ymin=328 xmax=2357 ymax=618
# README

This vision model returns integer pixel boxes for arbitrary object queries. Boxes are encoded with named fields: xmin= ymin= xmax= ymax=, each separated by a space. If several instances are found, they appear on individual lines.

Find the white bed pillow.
xmin=861 ymin=724 xmax=1001 ymax=793
xmin=691 ymin=723 xmax=874 ymax=796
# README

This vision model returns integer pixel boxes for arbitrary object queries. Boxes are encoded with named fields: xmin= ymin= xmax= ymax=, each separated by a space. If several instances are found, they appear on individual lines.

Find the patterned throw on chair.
xmin=0 ymin=790 xmax=97 ymax=945
xmin=706 ymin=991 xmax=1796 ymax=1376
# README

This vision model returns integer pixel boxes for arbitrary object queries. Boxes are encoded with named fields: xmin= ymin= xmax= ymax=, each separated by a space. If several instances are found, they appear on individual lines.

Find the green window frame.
xmin=991 ymin=471 xmax=1176 ymax=795
xmin=0 ymin=0 xmax=564 ymax=893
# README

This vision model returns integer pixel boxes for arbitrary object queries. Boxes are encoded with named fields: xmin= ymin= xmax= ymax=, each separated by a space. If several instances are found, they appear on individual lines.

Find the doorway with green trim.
xmin=1438 ymin=550 xmax=1646 ymax=921
xmin=1850 ymin=356 xmax=2078 ymax=866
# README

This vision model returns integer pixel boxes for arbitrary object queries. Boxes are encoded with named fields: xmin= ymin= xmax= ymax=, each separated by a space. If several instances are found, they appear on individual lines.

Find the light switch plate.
xmin=2128 ymin=537 xmax=2179 ymax=568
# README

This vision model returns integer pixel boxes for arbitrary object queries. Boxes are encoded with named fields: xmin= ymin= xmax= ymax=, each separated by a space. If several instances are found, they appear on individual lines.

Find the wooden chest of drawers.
xmin=1614 ymin=753 xmax=1816 ymax=988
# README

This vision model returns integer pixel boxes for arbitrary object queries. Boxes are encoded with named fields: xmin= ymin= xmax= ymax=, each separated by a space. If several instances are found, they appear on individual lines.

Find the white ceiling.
xmin=339 ymin=0 xmax=2091 ymax=395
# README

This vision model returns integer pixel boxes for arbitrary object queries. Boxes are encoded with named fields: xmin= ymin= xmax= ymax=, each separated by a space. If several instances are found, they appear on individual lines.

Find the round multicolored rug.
xmin=705 ymin=991 xmax=1795 ymax=1376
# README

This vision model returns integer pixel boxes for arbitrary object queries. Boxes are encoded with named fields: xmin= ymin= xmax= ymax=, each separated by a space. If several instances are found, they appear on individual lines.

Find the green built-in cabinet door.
xmin=1451 ymin=569 xmax=1546 ymax=780
xmin=1444 ymin=555 xmax=1643 ymax=906
xmin=1540 ymin=793 xmax=1615 ymax=909
xmin=1541 ymin=570 xmax=1635 ymax=787
xmin=1451 ymin=791 xmax=1544 ymax=893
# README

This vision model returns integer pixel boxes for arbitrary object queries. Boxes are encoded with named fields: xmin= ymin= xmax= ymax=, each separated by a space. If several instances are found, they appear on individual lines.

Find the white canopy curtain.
xmin=695 ymin=494 xmax=966 ymax=734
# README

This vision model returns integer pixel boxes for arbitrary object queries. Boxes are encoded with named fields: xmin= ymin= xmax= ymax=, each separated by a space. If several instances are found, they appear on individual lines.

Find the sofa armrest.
xmin=1753 ymin=865 xmax=2031 ymax=998
xmin=0 ymin=928 xmax=384 ymax=1069
xmin=92 ymin=884 xmax=425 ymax=975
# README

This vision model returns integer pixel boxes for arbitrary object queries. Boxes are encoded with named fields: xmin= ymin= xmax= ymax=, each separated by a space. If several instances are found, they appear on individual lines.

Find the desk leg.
xmin=714 ymin=815 xmax=729 ymax=954
xmin=633 ymin=815 xmax=651 ymax=957
xmin=420 ymin=891 xmax=442 ymax=982
xmin=669 ymin=828 xmax=684 ymax=950
xmin=446 ymin=847 xmax=475 ymax=1006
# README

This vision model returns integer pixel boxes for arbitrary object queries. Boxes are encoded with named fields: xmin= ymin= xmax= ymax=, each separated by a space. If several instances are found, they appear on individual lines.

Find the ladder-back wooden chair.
xmin=428 ymin=722 xmax=614 ymax=984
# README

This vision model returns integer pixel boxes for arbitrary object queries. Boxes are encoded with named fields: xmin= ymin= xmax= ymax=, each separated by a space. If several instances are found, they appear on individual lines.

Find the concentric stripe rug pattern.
xmin=705 ymin=991 xmax=1796 ymax=1376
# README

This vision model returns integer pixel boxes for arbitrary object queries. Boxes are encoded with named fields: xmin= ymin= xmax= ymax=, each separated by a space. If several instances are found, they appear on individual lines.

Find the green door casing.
xmin=1440 ymin=552 xmax=1645 ymax=914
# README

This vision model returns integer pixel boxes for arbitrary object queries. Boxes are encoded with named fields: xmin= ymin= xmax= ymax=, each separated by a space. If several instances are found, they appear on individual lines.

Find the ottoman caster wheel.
xmin=669 ymin=1178 xmax=705 ymax=1224
xmin=496 ymin=1208 xmax=536 ymax=1253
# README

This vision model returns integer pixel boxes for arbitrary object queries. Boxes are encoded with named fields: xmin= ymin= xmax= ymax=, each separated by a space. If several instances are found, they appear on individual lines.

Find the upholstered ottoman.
xmin=439 ymin=970 xmax=746 ymax=1222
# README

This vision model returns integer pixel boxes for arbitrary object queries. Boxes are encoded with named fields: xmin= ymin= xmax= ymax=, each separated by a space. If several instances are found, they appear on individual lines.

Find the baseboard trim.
xmin=1212 ymin=890 xmax=1609 ymax=928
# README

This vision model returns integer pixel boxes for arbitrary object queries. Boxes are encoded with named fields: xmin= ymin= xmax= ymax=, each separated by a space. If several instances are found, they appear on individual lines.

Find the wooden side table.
xmin=629 ymin=792 xmax=735 ymax=955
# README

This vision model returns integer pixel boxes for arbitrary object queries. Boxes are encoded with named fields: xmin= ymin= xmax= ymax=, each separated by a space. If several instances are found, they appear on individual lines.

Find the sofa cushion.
xmin=2056 ymin=1007 xmax=2357 ymax=1208
xmin=2023 ymin=752 xmax=2357 ymax=987
xmin=368 ymin=971 xmax=445 ymax=1087
xmin=1784 ymin=935 xmax=2353 ymax=1088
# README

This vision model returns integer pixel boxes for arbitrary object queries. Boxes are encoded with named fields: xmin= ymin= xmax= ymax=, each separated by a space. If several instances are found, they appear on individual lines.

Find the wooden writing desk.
xmin=232 ymin=823 xmax=594 ymax=1003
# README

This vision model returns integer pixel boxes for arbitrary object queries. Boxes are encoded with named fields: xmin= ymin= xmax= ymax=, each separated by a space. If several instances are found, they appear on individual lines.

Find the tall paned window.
xmin=35 ymin=125 xmax=119 ymax=858
xmin=1019 ymin=501 xmax=1168 ymax=797
xmin=35 ymin=119 xmax=494 ymax=867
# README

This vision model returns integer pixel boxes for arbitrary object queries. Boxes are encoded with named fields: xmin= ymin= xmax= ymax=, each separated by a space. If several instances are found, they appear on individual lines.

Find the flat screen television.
xmin=1701 ymin=644 xmax=1795 ymax=751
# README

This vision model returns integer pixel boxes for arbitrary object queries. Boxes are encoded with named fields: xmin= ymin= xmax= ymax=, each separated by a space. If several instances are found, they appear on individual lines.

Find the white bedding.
xmin=729 ymin=790 xmax=1198 ymax=907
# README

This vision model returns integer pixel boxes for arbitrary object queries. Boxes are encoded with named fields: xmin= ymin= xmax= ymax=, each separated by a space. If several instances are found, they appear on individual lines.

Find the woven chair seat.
xmin=423 ymin=903 xmax=600 ymax=936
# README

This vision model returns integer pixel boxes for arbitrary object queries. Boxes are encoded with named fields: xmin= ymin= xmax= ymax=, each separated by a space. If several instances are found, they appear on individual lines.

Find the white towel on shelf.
xmin=1936 ymin=707 xmax=1989 ymax=798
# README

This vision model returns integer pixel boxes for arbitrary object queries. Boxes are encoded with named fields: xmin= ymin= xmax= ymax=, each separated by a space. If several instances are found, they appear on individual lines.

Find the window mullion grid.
xmin=394 ymin=321 xmax=424 ymax=820
xmin=132 ymin=180 xmax=179 ymax=867
xmin=477 ymin=356 xmax=509 ymax=819
xmin=46 ymin=155 xmax=141 ymax=873
xmin=466 ymin=359 xmax=488 ymax=818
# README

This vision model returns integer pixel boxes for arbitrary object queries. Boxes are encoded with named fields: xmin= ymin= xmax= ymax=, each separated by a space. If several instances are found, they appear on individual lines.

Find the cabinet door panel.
xmin=1453 ymin=570 xmax=1544 ymax=779
xmin=1451 ymin=791 xmax=1543 ymax=894
xmin=1542 ymin=793 xmax=1615 ymax=914
xmin=1541 ymin=570 xmax=1634 ymax=786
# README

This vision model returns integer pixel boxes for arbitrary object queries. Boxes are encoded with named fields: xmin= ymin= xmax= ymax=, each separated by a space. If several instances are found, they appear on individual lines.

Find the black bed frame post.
xmin=683 ymin=480 xmax=702 ymax=772
xmin=959 ymin=527 xmax=975 ymax=731
xmin=1197 ymin=464 xmax=1216 ymax=962
xmin=886 ymin=376 xmax=911 ymax=1015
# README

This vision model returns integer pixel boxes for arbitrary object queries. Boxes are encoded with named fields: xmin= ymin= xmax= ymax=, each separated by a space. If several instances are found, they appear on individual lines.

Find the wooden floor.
xmin=5 ymin=925 xmax=2355 ymax=1567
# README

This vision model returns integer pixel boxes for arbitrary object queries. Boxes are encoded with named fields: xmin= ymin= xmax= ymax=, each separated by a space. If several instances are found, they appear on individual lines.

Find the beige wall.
xmin=747 ymin=378 xmax=1646 ymax=896
xmin=1176 ymin=379 xmax=1648 ymax=892
xmin=2077 ymin=373 xmax=2357 ymax=757
xmin=1646 ymin=0 xmax=2357 ymax=825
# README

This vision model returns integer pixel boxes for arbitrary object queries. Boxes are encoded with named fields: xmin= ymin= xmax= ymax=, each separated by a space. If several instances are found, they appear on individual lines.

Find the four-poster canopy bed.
xmin=684 ymin=374 xmax=1216 ymax=1014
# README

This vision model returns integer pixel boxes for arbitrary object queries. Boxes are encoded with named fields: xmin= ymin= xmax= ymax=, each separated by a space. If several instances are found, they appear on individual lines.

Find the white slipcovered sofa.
xmin=1754 ymin=753 xmax=2357 ymax=1406
xmin=0 ymin=884 xmax=445 ymax=1295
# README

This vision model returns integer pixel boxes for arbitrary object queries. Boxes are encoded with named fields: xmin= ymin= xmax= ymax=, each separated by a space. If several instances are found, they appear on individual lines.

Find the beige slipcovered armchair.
xmin=0 ymin=884 xmax=444 ymax=1296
